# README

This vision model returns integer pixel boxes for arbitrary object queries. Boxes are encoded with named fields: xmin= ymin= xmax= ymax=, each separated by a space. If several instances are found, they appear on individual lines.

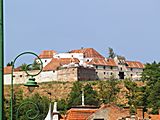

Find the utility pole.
xmin=0 ymin=0 xmax=4 ymax=119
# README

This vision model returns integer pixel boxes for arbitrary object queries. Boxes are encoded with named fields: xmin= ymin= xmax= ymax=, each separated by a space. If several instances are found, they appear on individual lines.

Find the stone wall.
xmin=57 ymin=67 xmax=97 ymax=82
xmin=57 ymin=67 xmax=78 ymax=82
xmin=77 ymin=67 xmax=96 ymax=81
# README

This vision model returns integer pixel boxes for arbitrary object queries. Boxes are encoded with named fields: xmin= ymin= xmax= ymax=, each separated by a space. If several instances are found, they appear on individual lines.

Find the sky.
xmin=4 ymin=0 xmax=160 ymax=65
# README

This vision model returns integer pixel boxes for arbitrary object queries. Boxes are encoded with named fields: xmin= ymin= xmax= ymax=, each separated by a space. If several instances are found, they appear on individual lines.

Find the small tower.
xmin=52 ymin=102 xmax=60 ymax=120
xmin=45 ymin=103 xmax=52 ymax=120
xmin=82 ymin=88 xmax=85 ymax=106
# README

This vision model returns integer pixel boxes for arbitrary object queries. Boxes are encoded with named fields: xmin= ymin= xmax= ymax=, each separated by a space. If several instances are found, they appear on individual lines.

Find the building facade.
xmin=4 ymin=48 xmax=145 ymax=84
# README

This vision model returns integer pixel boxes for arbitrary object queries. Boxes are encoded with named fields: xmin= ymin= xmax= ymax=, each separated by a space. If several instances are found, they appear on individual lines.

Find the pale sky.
xmin=4 ymin=0 xmax=160 ymax=65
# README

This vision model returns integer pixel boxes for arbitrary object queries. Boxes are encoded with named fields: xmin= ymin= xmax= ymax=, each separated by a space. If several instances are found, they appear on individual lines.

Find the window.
xmin=120 ymin=67 xmax=122 ymax=71
xmin=20 ymin=75 xmax=22 ymax=77
xmin=103 ymin=66 xmax=106 ymax=69
xmin=131 ymin=74 xmax=133 ymax=77
xmin=45 ymin=60 xmax=47 ymax=62
xmin=130 ymin=68 xmax=133 ymax=71
xmin=87 ymin=59 xmax=89 ymax=62
xmin=110 ymin=66 xmax=113 ymax=70
xmin=111 ymin=72 xmax=113 ymax=75
xmin=96 ymin=66 xmax=98 ymax=69
xmin=104 ymin=72 xmax=106 ymax=75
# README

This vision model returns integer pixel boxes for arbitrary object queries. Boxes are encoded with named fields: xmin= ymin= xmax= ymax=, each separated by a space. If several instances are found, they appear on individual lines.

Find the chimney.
xmin=136 ymin=106 xmax=144 ymax=119
xmin=52 ymin=102 xmax=60 ymax=120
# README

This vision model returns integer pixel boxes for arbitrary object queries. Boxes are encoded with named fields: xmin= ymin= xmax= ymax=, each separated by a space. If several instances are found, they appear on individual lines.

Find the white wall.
xmin=36 ymin=58 xmax=52 ymax=67
xmin=4 ymin=70 xmax=58 ymax=85
xmin=54 ymin=53 xmax=84 ymax=62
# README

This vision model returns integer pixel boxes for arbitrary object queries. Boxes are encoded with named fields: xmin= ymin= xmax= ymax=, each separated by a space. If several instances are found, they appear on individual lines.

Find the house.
xmin=64 ymin=104 xmax=159 ymax=120
xmin=4 ymin=48 xmax=145 ymax=85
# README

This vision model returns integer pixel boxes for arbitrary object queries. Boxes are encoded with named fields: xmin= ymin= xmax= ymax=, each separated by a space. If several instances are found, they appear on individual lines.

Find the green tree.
xmin=20 ymin=63 xmax=27 ymax=71
xmin=67 ymin=82 xmax=100 ymax=108
xmin=57 ymin=99 xmax=68 ymax=114
xmin=108 ymin=47 xmax=116 ymax=58
xmin=124 ymin=79 xmax=143 ymax=113
xmin=83 ymin=83 xmax=100 ymax=106
xmin=7 ymin=61 xmax=13 ymax=66
xmin=67 ymin=81 xmax=83 ymax=108
xmin=141 ymin=62 xmax=160 ymax=114
xmin=147 ymin=80 xmax=160 ymax=114
xmin=15 ymin=93 xmax=49 ymax=120
xmin=98 ymin=76 xmax=120 ymax=104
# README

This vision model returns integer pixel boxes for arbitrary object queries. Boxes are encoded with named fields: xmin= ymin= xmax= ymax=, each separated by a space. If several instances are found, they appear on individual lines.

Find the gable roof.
xmin=126 ymin=61 xmax=144 ymax=69
xmin=39 ymin=50 xmax=56 ymax=59
xmin=65 ymin=108 xmax=97 ymax=120
xmin=88 ymin=104 xmax=130 ymax=120
xmin=87 ymin=58 xmax=117 ymax=67
xmin=149 ymin=115 xmax=160 ymax=120
xmin=69 ymin=48 xmax=104 ymax=59
xmin=4 ymin=66 xmax=12 ymax=74
xmin=4 ymin=66 xmax=21 ymax=74
xmin=43 ymin=58 xmax=80 ymax=71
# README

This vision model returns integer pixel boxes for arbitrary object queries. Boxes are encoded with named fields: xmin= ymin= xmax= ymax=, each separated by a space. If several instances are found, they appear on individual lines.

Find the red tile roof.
xmin=39 ymin=50 xmax=56 ymax=59
xmin=87 ymin=58 xmax=117 ymax=66
xmin=65 ymin=108 xmax=97 ymax=120
xmin=70 ymin=48 xmax=104 ymax=59
xmin=4 ymin=66 xmax=12 ymax=74
xmin=126 ymin=61 xmax=144 ymax=69
xmin=88 ymin=104 xmax=130 ymax=120
xmin=43 ymin=58 xmax=80 ymax=71
xmin=149 ymin=115 xmax=160 ymax=120
xmin=4 ymin=66 xmax=21 ymax=74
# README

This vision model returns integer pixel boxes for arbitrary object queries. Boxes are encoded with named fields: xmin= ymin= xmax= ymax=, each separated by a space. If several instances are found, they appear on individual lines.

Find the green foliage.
xmin=16 ymin=93 xmax=49 ymax=120
xmin=7 ymin=61 xmax=13 ymax=66
xmin=20 ymin=63 xmax=27 ymax=71
xmin=4 ymin=90 xmax=49 ymax=119
xmin=140 ymin=62 xmax=160 ymax=114
xmin=83 ymin=83 xmax=100 ymax=106
xmin=108 ymin=47 xmax=116 ymax=58
xmin=67 ymin=81 xmax=83 ymax=108
xmin=98 ymin=76 xmax=120 ymax=104
xmin=141 ymin=62 xmax=160 ymax=85
xmin=32 ymin=60 xmax=41 ymax=70
xmin=67 ymin=82 xmax=100 ymax=108
xmin=57 ymin=99 xmax=68 ymax=114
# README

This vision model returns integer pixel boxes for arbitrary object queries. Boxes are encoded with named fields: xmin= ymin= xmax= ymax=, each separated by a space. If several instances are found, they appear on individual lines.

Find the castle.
xmin=4 ymin=48 xmax=144 ymax=84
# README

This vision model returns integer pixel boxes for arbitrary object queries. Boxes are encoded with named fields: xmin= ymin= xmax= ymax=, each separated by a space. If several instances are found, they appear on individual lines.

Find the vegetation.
xmin=4 ymin=61 xmax=160 ymax=118
xmin=67 ymin=82 xmax=100 ymax=108
xmin=108 ymin=47 xmax=116 ymax=58
xmin=4 ymin=91 xmax=49 ymax=120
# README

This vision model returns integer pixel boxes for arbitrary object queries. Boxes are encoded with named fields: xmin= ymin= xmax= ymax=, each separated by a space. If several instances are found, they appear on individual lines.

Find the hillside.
xmin=4 ymin=81 xmax=145 ymax=105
